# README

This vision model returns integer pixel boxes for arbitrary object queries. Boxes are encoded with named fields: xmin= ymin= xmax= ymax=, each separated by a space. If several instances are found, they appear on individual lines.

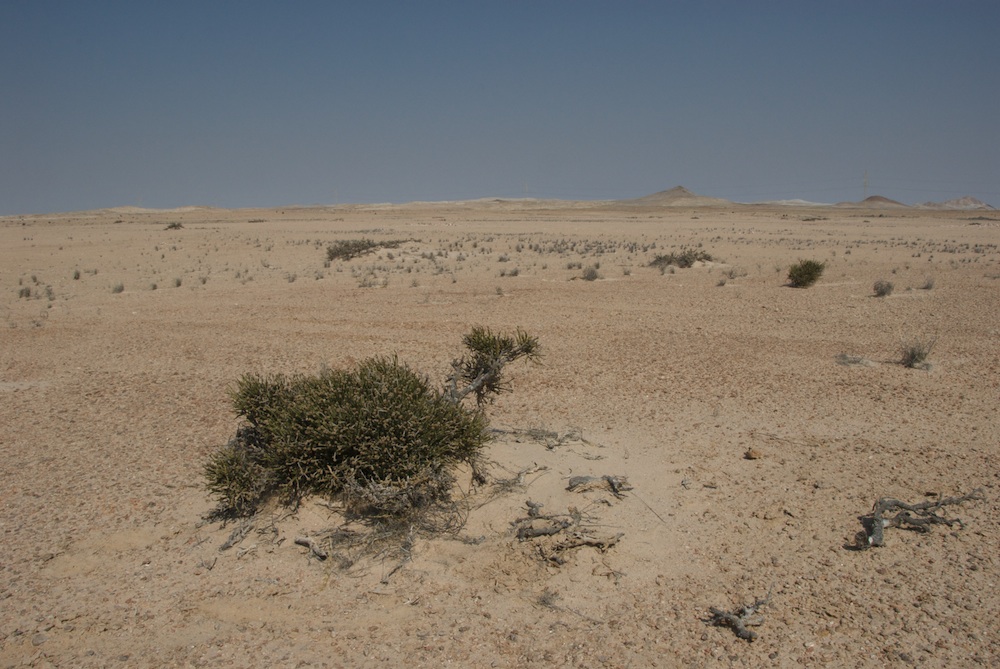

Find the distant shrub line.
xmin=327 ymin=238 xmax=411 ymax=262
xmin=649 ymin=248 xmax=714 ymax=271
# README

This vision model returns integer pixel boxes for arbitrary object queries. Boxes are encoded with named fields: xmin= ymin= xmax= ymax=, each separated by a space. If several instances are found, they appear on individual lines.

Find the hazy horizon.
xmin=3 ymin=2 xmax=998 ymax=215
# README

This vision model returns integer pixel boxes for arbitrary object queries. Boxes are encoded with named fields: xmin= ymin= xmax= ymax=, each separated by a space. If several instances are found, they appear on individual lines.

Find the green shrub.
xmin=327 ymin=238 xmax=380 ymax=261
xmin=649 ymin=248 xmax=713 ymax=271
xmin=873 ymin=279 xmax=894 ymax=297
xmin=787 ymin=260 xmax=825 ymax=288
xmin=447 ymin=326 xmax=540 ymax=406
xmin=327 ymin=238 xmax=410 ymax=262
xmin=206 ymin=328 xmax=539 ymax=518
xmin=165 ymin=222 xmax=184 ymax=230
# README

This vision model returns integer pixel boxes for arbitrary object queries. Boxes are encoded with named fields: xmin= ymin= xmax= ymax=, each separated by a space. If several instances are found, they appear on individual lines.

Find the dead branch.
xmin=556 ymin=532 xmax=623 ymax=552
xmin=859 ymin=489 xmax=985 ymax=548
xmin=708 ymin=588 xmax=773 ymax=642
xmin=512 ymin=502 xmax=622 ymax=564
xmin=219 ymin=517 xmax=255 ymax=551
xmin=294 ymin=536 xmax=329 ymax=560
xmin=567 ymin=475 xmax=632 ymax=498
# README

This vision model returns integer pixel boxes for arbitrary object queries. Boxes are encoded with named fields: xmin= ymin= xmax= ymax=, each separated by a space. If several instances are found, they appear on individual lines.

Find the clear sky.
xmin=2 ymin=1 xmax=997 ymax=214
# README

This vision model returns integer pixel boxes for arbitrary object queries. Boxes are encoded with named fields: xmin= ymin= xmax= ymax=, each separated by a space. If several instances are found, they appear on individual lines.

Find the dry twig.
xmin=708 ymin=588 xmax=773 ymax=642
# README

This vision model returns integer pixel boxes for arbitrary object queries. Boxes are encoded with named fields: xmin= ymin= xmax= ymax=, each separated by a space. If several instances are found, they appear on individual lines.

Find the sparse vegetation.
xmin=581 ymin=266 xmax=600 ymax=281
xmin=205 ymin=328 xmax=539 ymax=519
xmin=649 ymin=248 xmax=714 ymax=271
xmin=327 ymin=238 xmax=408 ymax=262
xmin=786 ymin=259 xmax=825 ymax=288
xmin=165 ymin=222 xmax=184 ymax=230
xmin=900 ymin=337 xmax=936 ymax=369
xmin=111 ymin=282 xmax=125 ymax=294
xmin=873 ymin=279 xmax=894 ymax=297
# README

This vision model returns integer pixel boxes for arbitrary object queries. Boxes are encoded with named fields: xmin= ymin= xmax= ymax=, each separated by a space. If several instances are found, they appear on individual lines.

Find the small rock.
xmin=744 ymin=447 xmax=763 ymax=460
xmin=30 ymin=633 xmax=48 ymax=647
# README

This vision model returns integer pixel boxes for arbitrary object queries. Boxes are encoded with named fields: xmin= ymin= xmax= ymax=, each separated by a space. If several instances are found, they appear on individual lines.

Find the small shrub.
xmin=724 ymin=267 xmax=747 ymax=280
xmin=111 ymin=282 xmax=125 ymax=294
xmin=873 ymin=279 xmax=894 ymax=297
xmin=581 ymin=266 xmax=600 ymax=281
xmin=649 ymin=249 xmax=713 ymax=271
xmin=18 ymin=287 xmax=32 ymax=299
xmin=173 ymin=277 xmax=183 ymax=288
xmin=787 ymin=260 xmax=825 ymax=288
xmin=920 ymin=277 xmax=935 ymax=290
xmin=900 ymin=338 xmax=936 ymax=369
xmin=72 ymin=269 xmax=81 ymax=280
xmin=165 ymin=222 xmax=184 ymax=230
xmin=327 ymin=238 xmax=408 ymax=262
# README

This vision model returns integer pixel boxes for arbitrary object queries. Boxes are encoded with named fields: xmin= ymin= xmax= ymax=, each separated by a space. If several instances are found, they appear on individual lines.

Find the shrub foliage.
xmin=873 ymin=279 xmax=894 ymax=297
xmin=649 ymin=248 xmax=714 ymax=271
xmin=446 ymin=326 xmax=541 ymax=406
xmin=787 ymin=259 xmax=825 ymax=288
xmin=326 ymin=238 xmax=409 ymax=262
xmin=206 ymin=329 xmax=539 ymax=518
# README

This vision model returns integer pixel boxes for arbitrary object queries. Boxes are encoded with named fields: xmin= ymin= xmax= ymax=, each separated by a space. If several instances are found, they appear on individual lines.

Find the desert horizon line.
xmin=3 ymin=185 xmax=995 ymax=218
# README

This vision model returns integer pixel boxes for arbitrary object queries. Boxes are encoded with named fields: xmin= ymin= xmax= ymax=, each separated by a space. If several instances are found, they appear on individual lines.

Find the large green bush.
xmin=787 ymin=259 xmax=825 ymax=288
xmin=206 ymin=329 xmax=539 ymax=518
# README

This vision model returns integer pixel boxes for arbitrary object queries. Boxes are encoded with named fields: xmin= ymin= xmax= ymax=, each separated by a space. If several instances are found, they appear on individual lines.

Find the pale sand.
xmin=1 ymin=202 xmax=997 ymax=667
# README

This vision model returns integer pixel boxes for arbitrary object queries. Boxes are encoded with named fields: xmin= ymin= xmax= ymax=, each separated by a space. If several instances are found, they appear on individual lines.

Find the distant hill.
xmin=622 ymin=186 xmax=732 ymax=207
xmin=834 ymin=195 xmax=909 ymax=208
xmin=919 ymin=196 xmax=996 ymax=211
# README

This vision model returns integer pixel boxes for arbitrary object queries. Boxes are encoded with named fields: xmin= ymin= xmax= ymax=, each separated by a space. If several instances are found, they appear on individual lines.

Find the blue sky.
xmin=2 ymin=1 xmax=997 ymax=214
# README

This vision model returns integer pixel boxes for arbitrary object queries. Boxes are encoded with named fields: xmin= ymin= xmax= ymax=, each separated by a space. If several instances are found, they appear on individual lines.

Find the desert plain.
xmin=1 ymin=194 xmax=998 ymax=667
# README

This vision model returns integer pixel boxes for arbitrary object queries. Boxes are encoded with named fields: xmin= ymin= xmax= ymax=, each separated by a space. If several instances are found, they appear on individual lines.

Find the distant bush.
xmin=920 ymin=277 xmax=935 ymax=290
xmin=165 ymin=222 xmax=184 ymax=230
xmin=581 ymin=266 xmax=601 ymax=281
xmin=787 ymin=260 xmax=825 ymax=288
xmin=205 ymin=328 xmax=539 ymax=518
xmin=111 ymin=282 xmax=125 ymax=294
xmin=873 ymin=279 xmax=894 ymax=297
xmin=649 ymin=248 xmax=713 ymax=271
xmin=327 ymin=239 xmax=379 ymax=261
xmin=327 ymin=238 xmax=410 ymax=262
xmin=900 ymin=337 xmax=936 ymax=369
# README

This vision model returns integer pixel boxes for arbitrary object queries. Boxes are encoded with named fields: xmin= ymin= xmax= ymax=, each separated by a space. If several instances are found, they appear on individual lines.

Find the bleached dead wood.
xmin=860 ymin=489 xmax=984 ymax=548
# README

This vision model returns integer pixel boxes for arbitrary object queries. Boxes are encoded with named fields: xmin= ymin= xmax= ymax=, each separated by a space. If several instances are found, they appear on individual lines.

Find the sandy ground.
xmin=1 ymin=201 xmax=998 ymax=668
